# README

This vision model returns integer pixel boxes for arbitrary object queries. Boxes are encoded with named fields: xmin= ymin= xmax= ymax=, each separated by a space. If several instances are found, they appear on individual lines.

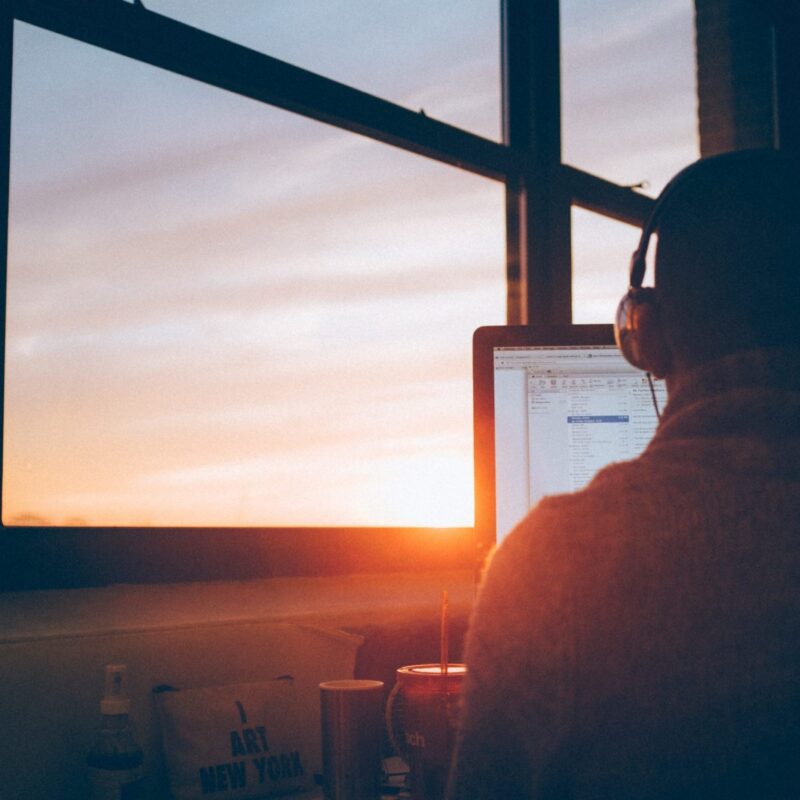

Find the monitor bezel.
xmin=472 ymin=324 xmax=616 ymax=562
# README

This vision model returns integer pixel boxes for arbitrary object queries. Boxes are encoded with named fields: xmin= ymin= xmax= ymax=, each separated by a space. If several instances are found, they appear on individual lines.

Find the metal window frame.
xmin=0 ymin=0 xmax=654 ymax=590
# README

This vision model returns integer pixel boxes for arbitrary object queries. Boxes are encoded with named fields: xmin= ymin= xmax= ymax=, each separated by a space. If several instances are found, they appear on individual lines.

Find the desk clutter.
xmin=81 ymin=649 xmax=464 ymax=800
xmin=1 ymin=575 xmax=475 ymax=800
xmin=75 ymin=594 xmax=466 ymax=799
xmin=146 ymin=669 xmax=462 ymax=800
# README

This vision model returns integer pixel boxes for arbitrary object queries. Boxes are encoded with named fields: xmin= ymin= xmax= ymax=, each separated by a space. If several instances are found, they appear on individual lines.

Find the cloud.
xmin=563 ymin=1 xmax=692 ymax=68
xmin=8 ymin=113 xmax=504 ymax=356
xmin=561 ymin=0 xmax=698 ymax=189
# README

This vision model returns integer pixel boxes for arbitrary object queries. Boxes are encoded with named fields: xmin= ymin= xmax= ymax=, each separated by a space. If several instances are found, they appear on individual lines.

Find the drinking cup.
xmin=385 ymin=664 xmax=466 ymax=800
xmin=320 ymin=679 xmax=385 ymax=800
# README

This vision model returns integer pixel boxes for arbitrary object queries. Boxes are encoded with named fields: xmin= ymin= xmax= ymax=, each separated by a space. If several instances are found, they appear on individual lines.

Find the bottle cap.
xmin=101 ymin=663 xmax=131 ymax=715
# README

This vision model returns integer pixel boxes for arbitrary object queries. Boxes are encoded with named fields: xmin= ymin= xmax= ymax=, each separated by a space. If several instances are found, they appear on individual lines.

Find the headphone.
xmin=613 ymin=163 xmax=695 ymax=374
xmin=613 ymin=149 xmax=779 ymax=374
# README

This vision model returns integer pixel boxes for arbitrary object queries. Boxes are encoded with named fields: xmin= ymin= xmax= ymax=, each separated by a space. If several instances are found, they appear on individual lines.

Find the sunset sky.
xmin=3 ymin=0 xmax=698 ymax=527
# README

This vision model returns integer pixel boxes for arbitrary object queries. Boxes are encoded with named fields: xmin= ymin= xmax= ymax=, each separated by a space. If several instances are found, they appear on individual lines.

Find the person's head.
xmin=615 ymin=149 xmax=800 ymax=381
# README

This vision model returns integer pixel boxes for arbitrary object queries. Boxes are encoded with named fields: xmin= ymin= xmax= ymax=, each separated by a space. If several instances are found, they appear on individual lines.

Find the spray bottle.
xmin=87 ymin=664 xmax=145 ymax=799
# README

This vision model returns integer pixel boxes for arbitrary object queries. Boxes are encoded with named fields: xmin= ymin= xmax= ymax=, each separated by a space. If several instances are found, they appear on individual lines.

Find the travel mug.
xmin=319 ymin=679 xmax=385 ymax=800
xmin=386 ymin=664 xmax=466 ymax=800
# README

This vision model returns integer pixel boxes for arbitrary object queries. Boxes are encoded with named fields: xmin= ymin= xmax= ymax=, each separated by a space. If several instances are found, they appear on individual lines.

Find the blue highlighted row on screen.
xmin=567 ymin=415 xmax=630 ymax=423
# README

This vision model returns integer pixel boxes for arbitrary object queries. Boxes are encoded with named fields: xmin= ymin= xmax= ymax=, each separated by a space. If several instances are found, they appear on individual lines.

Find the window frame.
xmin=0 ymin=0 xmax=654 ymax=590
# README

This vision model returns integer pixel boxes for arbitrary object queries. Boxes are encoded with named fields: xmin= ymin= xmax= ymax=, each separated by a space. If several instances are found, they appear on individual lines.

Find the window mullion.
xmin=502 ymin=0 xmax=571 ymax=325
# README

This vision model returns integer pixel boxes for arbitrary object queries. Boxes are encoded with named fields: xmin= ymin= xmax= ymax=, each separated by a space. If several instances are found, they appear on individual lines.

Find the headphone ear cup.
xmin=614 ymin=287 xmax=666 ymax=374
xmin=614 ymin=287 xmax=646 ymax=369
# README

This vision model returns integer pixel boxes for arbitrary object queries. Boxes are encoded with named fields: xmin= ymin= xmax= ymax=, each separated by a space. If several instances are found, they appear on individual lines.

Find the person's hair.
xmin=654 ymin=149 xmax=800 ymax=367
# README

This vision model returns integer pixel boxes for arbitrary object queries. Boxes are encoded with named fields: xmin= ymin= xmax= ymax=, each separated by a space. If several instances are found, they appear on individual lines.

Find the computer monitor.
xmin=473 ymin=325 xmax=667 ymax=554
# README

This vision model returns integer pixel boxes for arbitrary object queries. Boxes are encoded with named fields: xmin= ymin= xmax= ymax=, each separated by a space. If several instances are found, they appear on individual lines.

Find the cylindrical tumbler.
xmin=320 ymin=679 xmax=385 ymax=800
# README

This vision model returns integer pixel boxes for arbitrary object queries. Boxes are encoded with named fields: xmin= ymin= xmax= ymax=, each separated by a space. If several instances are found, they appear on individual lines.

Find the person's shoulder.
xmin=483 ymin=456 xmax=657 ymax=592
xmin=515 ymin=457 xmax=648 ymax=542
xmin=469 ymin=458 xmax=658 ymax=671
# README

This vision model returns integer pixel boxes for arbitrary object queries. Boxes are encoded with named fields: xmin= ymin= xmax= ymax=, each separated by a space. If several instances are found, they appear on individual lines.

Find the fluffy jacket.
xmin=448 ymin=347 xmax=800 ymax=800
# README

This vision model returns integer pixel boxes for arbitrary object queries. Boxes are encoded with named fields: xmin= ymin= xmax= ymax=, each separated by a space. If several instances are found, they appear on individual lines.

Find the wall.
xmin=694 ymin=0 xmax=776 ymax=155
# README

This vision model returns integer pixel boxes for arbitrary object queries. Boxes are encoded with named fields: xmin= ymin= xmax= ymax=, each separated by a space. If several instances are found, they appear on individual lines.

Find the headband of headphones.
xmin=627 ymin=148 xmax=781 ymax=290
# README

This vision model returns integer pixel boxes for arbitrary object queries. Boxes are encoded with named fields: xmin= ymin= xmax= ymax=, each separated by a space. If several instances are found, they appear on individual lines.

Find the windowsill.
xmin=0 ymin=526 xmax=479 ymax=589
xmin=0 ymin=568 xmax=475 ymax=644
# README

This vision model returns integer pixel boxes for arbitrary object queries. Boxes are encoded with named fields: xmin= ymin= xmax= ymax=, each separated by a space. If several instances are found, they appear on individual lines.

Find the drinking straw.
xmin=440 ymin=589 xmax=449 ymax=676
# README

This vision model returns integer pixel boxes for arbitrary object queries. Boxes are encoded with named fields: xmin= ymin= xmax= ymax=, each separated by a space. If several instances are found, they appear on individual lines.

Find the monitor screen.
xmin=473 ymin=325 xmax=667 ymax=549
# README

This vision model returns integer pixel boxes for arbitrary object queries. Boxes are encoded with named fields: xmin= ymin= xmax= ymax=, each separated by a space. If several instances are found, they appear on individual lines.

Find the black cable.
xmin=646 ymin=372 xmax=662 ymax=421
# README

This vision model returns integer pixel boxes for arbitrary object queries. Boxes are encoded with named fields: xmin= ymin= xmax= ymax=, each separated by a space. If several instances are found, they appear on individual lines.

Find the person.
xmin=447 ymin=149 xmax=800 ymax=800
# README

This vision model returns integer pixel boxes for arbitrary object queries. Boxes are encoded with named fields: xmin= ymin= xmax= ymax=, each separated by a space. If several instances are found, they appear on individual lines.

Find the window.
xmin=571 ymin=209 xmax=641 ymax=324
xmin=561 ymin=0 xmax=698 ymax=194
xmin=562 ymin=0 xmax=699 ymax=323
xmin=4 ymin=0 xmax=782 ymax=589
xmin=6 ymin=22 xmax=504 ymax=529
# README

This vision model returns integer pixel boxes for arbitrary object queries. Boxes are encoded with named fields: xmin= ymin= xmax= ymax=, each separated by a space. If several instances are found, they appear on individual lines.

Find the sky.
xmin=3 ymin=0 xmax=698 ymax=528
